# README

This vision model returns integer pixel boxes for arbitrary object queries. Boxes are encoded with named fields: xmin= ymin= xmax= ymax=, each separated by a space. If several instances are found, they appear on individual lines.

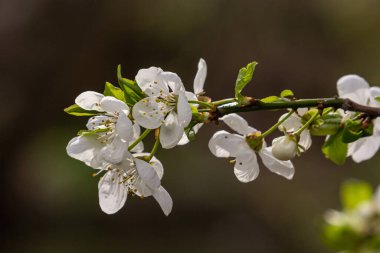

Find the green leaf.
xmin=64 ymin=104 xmax=98 ymax=116
xmin=322 ymin=129 xmax=348 ymax=165
xmin=234 ymin=62 xmax=258 ymax=103
xmin=342 ymin=119 xmax=373 ymax=143
xmin=280 ymin=89 xmax=294 ymax=98
xmin=104 ymin=82 xmax=126 ymax=102
xmin=260 ymin=96 xmax=281 ymax=103
xmin=375 ymin=97 xmax=380 ymax=103
xmin=117 ymin=65 xmax=145 ymax=99
xmin=341 ymin=179 xmax=373 ymax=210
xmin=322 ymin=224 xmax=360 ymax=251
xmin=310 ymin=112 xmax=341 ymax=136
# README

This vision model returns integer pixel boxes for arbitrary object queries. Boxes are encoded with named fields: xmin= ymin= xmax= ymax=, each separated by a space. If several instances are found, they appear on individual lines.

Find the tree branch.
xmin=213 ymin=98 xmax=380 ymax=118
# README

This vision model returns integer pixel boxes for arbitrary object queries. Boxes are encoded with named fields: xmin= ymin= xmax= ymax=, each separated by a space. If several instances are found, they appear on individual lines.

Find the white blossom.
xmin=208 ymin=113 xmax=295 ymax=183
xmin=132 ymin=67 xmax=192 ymax=149
xmin=337 ymin=75 xmax=380 ymax=163
xmin=178 ymin=58 xmax=207 ymax=145
xmin=97 ymin=152 xmax=173 ymax=215
xmin=67 ymin=92 xmax=142 ymax=166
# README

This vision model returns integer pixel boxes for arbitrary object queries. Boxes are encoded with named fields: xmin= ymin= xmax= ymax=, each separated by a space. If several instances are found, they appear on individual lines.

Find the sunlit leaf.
xmin=234 ymin=62 xmax=257 ymax=103
xmin=280 ymin=89 xmax=294 ymax=98
xmin=322 ymin=129 xmax=348 ymax=165
xmin=64 ymin=104 xmax=98 ymax=116
xmin=341 ymin=179 xmax=373 ymax=210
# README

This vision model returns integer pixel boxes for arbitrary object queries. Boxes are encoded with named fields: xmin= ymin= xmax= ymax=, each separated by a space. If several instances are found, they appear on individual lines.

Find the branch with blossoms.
xmin=65 ymin=59 xmax=380 ymax=215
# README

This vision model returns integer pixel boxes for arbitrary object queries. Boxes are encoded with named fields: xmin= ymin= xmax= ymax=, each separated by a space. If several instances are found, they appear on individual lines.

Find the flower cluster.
xmin=323 ymin=180 xmax=380 ymax=252
xmin=65 ymin=59 xmax=380 ymax=215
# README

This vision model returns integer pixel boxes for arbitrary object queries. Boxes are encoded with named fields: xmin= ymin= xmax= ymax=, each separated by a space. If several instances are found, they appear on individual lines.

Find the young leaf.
xmin=234 ymin=62 xmax=258 ymax=103
xmin=375 ymin=97 xmax=380 ymax=103
xmin=280 ymin=89 xmax=294 ymax=98
xmin=260 ymin=96 xmax=281 ymax=103
xmin=341 ymin=179 xmax=373 ymax=210
xmin=104 ymin=82 xmax=126 ymax=102
xmin=117 ymin=65 xmax=144 ymax=97
xmin=322 ymin=129 xmax=348 ymax=165
xmin=78 ymin=128 xmax=109 ymax=136
xmin=64 ymin=104 xmax=98 ymax=116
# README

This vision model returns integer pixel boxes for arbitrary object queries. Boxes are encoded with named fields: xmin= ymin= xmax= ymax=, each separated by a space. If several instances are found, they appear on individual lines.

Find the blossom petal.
xmin=133 ymin=153 xmax=164 ymax=179
xmin=350 ymin=136 xmax=380 ymax=163
xmin=116 ymin=110 xmax=133 ymax=141
xmin=278 ymin=113 xmax=302 ymax=132
xmin=177 ymin=91 xmax=192 ymax=128
xmin=369 ymin=87 xmax=380 ymax=107
xmin=66 ymin=136 xmax=102 ymax=166
xmin=132 ymin=97 xmax=165 ymax=129
xmin=75 ymin=91 xmax=104 ymax=111
xmin=100 ymin=96 xmax=129 ymax=115
xmin=161 ymin=71 xmax=184 ymax=94
xmin=98 ymin=171 xmax=128 ymax=214
xmin=100 ymin=136 xmax=128 ymax=164
xmin=299 ymin=130 xmax=312 ymax=151
xmin=259 ymin=147 xmax=295 ymax=179
xmin=160 ymin=112 xmax=184 ymax=149
xmin=134 ymin=158 xmax=161 ymax=190
xmin=86 ymin=115 xmax=111 ymax=130
xmin=234 ymin=153 xmax=260 ymax=183
xmin=220 ymin=113 xmax=253 ymax=135
xmin=208 ymin=130 xmax=252 ymax=158
xmin=129 ymin=123 xmax=144 ymax=152
xmin=337 ymin=75 xmax=370 ymax=104
xmin=178 ymin=123 xmax=203 ymax=145
xmin=153 ymin=186 xmax=173 ymax=216
xmin=193 ymin=58 xmax=207 ymax=95
xmin=185 ymin=91 xmax=197 ymax=101
xmin=135 ymin=67 xmax=169 ymax=96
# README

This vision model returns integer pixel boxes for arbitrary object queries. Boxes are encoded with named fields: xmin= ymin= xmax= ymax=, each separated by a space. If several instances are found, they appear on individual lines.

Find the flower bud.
xmin=271 ymin=135 xmax=298 ymax=161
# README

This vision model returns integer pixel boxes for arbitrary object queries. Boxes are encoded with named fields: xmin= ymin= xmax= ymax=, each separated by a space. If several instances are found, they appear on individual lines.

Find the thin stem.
xmin=295 ymin=111 xmax=319 ymax=136
xmin=212 ymin=98 xmax=237 ymax=106
xmin=188 ymin=100 xmax=214 ymax=109
xmin=261 ymin=110 xmax=294 ymax=137
xmin=128 ymin=128 xmax=151 ymax=151
xmin=147 ymin=131 xmax=160 ymax=161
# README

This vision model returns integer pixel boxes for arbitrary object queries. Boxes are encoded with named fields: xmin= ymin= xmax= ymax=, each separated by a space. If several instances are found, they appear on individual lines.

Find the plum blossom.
xmin=132 ymin=67 xmax=192 ymax=149
xmin=337 ymin=75 xmax=380 ymax=163
xmin=179 ymin=58 xmax=207 ymax=145
xmin=271 ymin=135 xmax=298 ymax=160
xmin=208 ymin=113 xmax=295 ymax=182
xmin=97 ymin=152 xmax=172 ymax=215
xmin=67 ymin=91 xmax=142 ymax=166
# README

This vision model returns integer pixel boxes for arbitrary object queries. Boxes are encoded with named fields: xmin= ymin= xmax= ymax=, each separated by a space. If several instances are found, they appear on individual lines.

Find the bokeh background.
xmin=1 ymin=0 xmax=380 ymax=252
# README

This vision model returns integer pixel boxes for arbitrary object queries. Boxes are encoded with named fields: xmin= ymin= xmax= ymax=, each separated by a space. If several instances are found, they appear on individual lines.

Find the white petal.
xmin=185 ymin=91 xmax=197 ymax=102
xmin=153 ymin=186 xmax=173 ymax=216
xmin=259 ymin=147 xmax=295 ymax=179
xmin=159 ymin=112 xmax=184 ymax=149
xmin=75 ymin=91 xmax=104 ymax=111
xmin=100 ymin=136 xmax=128 ymax=164
xmin=161 ymin=71 xmax=184 ymax=94
xmin=193 ymin=58 xmax=207 ymax=95
xmin=132 ymin=97 xmax=165 ymax=129
xmin=177 ymin=123 xmax=204 ymax=145
xmin=86 ymin=115 xmax=111 ymax=130
xmin=98 ymin=171 xmax=128 ymax=214
xmin=66 ymin=136 xmax=102 ymax=166
xmin=350 ymin=136 xmax=380 ymax=163
xmin=208 ymin=130 xmax=252 ymax=158
xmin=135 ymin=67 xmax=169 ymax=96
xmin=234 ymin=153 xmax=260 ymax=183
xmin=369 ymin=87 xmax=380 ymax=107
xmin=337 ymin=75 xmax=370 ymax=104
xmin=299 ymin=130 xmax=312 ymax=151
xmin=177 ymin=91 xmax=192 ymax=128
xmin=129 ymin=123 xmax=144 ymax=152
xmin=220 ymin=113 xmax=253 ymax=135
xmin=132 ymin=153 xmax=164 ymax=179
xmin=134 ymin=158 xmax=161 ymax=190
xmin=278 ymin=113 xmax=302 ymax=132
xmin=100 ymin=96 xmax=129 ymax=115
xmin=116 ymin=110 xmax=133 ymax=141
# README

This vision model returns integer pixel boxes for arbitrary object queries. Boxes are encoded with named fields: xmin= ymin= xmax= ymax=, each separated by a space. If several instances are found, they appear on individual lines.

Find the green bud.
xmin=310 ymin=112 xmax=342 ymax=136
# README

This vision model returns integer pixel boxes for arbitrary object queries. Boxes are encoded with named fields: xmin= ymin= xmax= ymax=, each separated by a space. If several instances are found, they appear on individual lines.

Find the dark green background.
xmin=2 ymin=0 xmax=380 ymax=252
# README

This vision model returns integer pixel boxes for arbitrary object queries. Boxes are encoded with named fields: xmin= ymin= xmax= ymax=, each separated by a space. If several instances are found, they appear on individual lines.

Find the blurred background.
xmin=1 ymin=0 xmax=380 ymax=252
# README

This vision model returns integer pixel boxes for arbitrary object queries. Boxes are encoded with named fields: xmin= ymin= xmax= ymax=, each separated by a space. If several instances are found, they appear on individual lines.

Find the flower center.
xmin=245 ymin=131 xmax=263 ymax=152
